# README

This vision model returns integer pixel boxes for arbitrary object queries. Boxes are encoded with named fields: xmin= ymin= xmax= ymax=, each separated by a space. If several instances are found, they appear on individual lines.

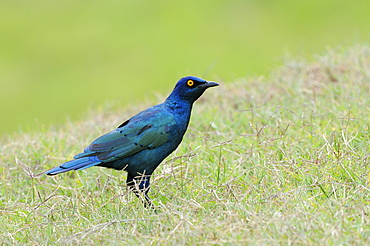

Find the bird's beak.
xmin=200 ymin=81 xmax=219 ymax=88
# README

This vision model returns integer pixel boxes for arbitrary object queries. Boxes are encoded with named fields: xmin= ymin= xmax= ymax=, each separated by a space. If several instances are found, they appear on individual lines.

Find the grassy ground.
xmin=1 ymin=45 xmax=370 ymax=245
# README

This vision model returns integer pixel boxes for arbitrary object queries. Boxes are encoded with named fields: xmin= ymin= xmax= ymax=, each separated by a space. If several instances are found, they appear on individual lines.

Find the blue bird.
xmin=45 ymin=76 xmax=219 ymax=208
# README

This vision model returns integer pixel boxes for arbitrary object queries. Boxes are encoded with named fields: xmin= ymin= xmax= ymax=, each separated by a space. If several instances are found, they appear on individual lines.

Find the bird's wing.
xmin=74 ymin=110 xmax=176 ymax=162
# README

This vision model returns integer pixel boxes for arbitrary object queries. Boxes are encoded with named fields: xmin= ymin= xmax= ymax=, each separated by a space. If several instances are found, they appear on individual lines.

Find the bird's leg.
xmin=126 ymin=173 xmax=154 ymax=209
xmin=134 ymin=174 xmax=153 ymax=209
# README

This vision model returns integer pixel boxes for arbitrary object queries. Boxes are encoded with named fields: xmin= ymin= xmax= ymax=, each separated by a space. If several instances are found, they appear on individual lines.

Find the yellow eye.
xmin=187 ymin=80 xmax=194 ymax=87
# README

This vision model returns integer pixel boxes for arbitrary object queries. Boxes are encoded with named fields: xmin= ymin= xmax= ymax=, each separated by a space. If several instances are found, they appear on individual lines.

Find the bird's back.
xmin=96 ymin=102 xmax=191 ymax=174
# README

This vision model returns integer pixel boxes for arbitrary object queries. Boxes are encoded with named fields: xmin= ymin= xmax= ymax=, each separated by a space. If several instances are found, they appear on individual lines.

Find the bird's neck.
xmin=165 ymin=96 xmax=193 ymax=118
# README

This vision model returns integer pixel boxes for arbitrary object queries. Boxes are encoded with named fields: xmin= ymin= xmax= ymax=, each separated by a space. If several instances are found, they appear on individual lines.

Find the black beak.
xmin=200 ymin=81 xmax=219 ymax=88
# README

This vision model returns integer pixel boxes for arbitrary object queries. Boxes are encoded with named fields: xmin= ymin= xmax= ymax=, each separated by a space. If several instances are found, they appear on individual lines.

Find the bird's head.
xmin=167 ymin=76 xmax=219 ymax=104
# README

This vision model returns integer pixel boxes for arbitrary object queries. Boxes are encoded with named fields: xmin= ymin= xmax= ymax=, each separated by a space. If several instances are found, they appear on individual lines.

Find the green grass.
xmin=1 ymin=45 xmax=370 ymax=244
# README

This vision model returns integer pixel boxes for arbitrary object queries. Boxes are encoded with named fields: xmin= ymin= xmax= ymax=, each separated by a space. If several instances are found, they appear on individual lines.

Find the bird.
xmin=45 ymin=76 xmax=219 ymax=209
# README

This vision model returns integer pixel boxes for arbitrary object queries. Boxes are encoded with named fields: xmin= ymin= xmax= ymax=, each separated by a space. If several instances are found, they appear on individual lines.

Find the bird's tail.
xmin=45 ymin=156 xmax=101 ymax=175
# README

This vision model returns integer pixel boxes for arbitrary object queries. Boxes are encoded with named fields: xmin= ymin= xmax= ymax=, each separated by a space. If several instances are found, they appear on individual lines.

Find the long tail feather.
xmin=45 ymin=156 xmax=101 ymax=175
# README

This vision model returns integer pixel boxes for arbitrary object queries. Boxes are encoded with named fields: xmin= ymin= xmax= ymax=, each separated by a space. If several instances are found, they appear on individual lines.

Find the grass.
xmin=1 ymin=45 xmax=370 ymax=245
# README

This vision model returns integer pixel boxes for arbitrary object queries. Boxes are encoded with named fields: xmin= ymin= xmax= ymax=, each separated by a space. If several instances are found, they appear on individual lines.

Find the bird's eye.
xmin=187 ymin=80 xmax=194 ymax=87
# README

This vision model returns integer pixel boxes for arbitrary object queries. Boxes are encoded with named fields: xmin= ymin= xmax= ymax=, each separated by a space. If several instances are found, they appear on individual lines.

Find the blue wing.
xmin=45 ymin=105 xmax=176 ymax=175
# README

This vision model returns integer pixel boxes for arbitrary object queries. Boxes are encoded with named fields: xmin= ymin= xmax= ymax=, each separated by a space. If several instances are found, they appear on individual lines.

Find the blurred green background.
xmin=1 ymin=0 xmax=369 ymax=136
